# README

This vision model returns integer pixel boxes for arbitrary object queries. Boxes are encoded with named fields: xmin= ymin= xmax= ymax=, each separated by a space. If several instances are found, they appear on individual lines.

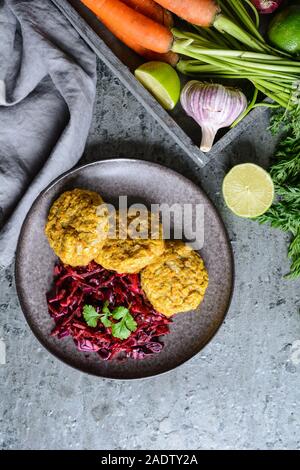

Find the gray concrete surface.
xmin=1 ymin=59 xmax=300 ymax=450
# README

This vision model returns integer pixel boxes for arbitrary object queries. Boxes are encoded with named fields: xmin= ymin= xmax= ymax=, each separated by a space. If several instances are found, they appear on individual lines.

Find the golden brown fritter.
xmin=141 ymin=241 xmax=208 ymax=317
xmin=45 ymin=188 xmax=108 ymax=266
xmin=95 ymin=211 xmax=165 ymax=274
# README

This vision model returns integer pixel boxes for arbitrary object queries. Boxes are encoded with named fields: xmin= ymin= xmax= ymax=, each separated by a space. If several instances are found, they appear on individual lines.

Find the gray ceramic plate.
xmin=15 ymin=159 xmax=234 ymax=379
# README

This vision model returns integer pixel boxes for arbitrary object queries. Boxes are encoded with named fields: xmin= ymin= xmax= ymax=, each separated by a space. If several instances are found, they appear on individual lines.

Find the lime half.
xmin=135 ymin=61 xmax=180 ymax=110
xmin=222 ymin=163 xmax=274 ymax=218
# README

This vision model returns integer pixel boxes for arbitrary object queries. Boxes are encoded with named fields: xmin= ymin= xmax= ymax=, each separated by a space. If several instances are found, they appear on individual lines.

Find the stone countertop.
xmin=1 ymin=60 xmax=300 ymax=450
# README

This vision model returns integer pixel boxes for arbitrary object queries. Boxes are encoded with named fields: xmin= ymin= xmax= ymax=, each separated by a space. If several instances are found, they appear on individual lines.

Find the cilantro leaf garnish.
xmin=112 ymin=306 xmax=130 ymax=320
xmin=100 ymin=313 xmax=112 ymax=328
xmin=111 ymin=321 xmax=132 ymax=340
xmin=111 ymin=306 xmax=137 ymax=340
xmin=82 ymin=302 xmax=137 ymax=339
xmin=100 ymin=301 xmax=113 ymax=328
xmin=83 ymin=302 xmax=112 ymax=328
xmin=83 ymin=305 xmax=101 ymax=328
xmin=102 ymin=300 xmax=111 ymax=316
xmin=124 ymin=314 xmax=138 ymax=333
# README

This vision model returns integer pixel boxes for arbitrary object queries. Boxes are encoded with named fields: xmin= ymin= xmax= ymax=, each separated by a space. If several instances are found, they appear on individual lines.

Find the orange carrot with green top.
xmin=81 ymin=0 xmax=173 ymax=53
xmin=119 ymin=0 xmax=176 ymax=62
xmin=121 ymin=0 xmax=173 ymax=27
xmin=122 ymin=40 xmax=178 ymax=66
xmin=153 ymin=0 xmax=220 ymax=27
xmin=96 ymin=12 xmax=178 ymax=65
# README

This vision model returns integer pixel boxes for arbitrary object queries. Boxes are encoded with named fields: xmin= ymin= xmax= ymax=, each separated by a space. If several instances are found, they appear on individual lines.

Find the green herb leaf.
xmin=83 ymin=302 xmax=137 ymax=339
xmin=288 ymin=232 xmax=300 ymax=259
xmin=111 ymin=320 xmax=132 ymax=340
xmin=125 ymin=315 xmax=138 ymax=332
xmin=276 ymin=184 xmax=300 ymax=204
xmin=256 ymin=106 xmax=300 ymax=279
xmin=83 ymin=302 xmax=112 ymax=328
xmin=100 ymin=313 xmax=112 ymax=328
xmin=102 ymin=300 xmax=111 ymax=316
xmin=83 ymin=305 xmax=101 ymax=328
xmin=111 ymin=306 xmax=137 ymax=339
xmin=100 ymin=301 xmax=113 ymax=327
xmin=112 ymin=306 xmax=130 ymax=320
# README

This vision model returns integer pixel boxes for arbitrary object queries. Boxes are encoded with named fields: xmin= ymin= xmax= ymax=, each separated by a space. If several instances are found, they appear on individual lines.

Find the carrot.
xmin=89 ymin=1 xmax=178 ymax=65
xmin=121 ymin=0 xmax=173 ymax=28
xmin=122 ymin=37 xmax=178 ymax=65
xmin=119 ymin=0 xmax=176 ymax=63
xmin=153 ymin=0 xmax=220 ymax=27
xmin=81 ymin=0 xmax=173 ymax=53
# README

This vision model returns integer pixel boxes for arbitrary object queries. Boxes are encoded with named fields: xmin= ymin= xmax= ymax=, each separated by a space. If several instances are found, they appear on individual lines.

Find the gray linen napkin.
xmin=0 ymin=0 xmax=97 ymax=267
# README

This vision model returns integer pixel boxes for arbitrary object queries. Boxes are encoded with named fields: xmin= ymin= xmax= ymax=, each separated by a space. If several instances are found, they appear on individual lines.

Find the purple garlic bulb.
xmin=181 ymin=81 xmax=247 ymax=152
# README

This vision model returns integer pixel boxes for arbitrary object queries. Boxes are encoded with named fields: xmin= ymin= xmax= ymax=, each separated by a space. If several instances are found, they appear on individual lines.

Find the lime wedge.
xmin=135 ymin=61 xmax=180 ymax=110
xmin=222 ymin=163 xmax=274 ymax=218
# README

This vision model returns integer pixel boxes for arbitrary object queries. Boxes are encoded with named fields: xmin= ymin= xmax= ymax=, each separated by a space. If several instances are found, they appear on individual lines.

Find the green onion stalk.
xmin=171 ymin=0 xmax=300 ymax=122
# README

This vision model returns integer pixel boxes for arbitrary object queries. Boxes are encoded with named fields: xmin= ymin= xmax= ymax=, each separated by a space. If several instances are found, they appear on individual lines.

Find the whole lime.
xmin=268 ymin=5 xmax=300 ymax=55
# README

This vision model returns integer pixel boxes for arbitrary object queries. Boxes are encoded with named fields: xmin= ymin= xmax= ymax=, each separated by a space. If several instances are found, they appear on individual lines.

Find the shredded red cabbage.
xmin=46 ymin=261 xmax=171 ymax=360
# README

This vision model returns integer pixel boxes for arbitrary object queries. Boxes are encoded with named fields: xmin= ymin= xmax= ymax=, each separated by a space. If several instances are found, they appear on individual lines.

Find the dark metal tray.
xmin=51 ymin=0 xmax=268 ymax=167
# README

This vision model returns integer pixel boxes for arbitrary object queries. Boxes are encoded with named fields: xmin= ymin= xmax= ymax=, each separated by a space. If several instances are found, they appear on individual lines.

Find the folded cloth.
xmin=0 ymin=0 xmax=97 ymax=267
